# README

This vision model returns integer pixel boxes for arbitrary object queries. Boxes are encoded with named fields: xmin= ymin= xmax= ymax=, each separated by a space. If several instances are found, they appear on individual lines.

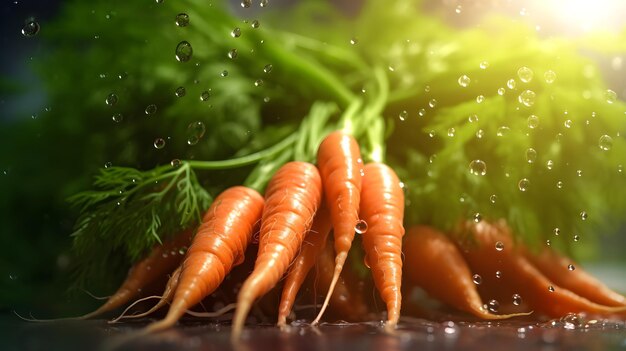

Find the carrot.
xmin=232 ymin=161 xmax=322 ymax=339
xmin=460 ymin=221 xmax=625 ymax=318
xmin=359 ymin=163 xmax=405 ymax=327
xmin=524 ymin=248 xmax=626 ymax=307
xmin=144 ymin=186 xmax=264 ymax=333
xmin=277 ymin=204 xmax=332 ymax=328
xmin=312 ymin=131 xmax=363 ymax=325
xmin=404 ymin=225 xmax=530 ymax=319
xmin=109 ymin=266 xmax=182 ymax=323
xmin=79 ymin=229 xmax=192 ymax=320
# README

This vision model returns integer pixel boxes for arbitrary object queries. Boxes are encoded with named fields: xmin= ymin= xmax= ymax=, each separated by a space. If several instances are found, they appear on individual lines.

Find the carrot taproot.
xmin=359 ymin=163 xmax=405 ymax=327
xmin=459 ymin=221 xmax=625 ymax=318
xmin=312 ymin=131 xmax=363 ymax=325
xmin=277 ymin=204 xmax=332 ymax=328
xmin=524 ymin=248 xmax=626 ymax=307
xmin=144 ymin=186 xmax=264 ymax=333
xmin=79 ymin=229 xmax=192 ymax=320
xmin=232 ymin=161 xmax=322 ymax=339
xmin=404 ymin=225 xmax=531 ymax=319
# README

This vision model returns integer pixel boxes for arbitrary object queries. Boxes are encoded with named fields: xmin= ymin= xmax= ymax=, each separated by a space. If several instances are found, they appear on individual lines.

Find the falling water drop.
xmin=458 ymin=75 xmax=471 ymax=87
xmin=175 ymin=86 xmax=186 ymax=97
xmin=526 ymin=148 xmax=537 ymax=163
xmin=518 ymin=178 xmax=530 ymax=192
xmin=487 ymin=300 xmax=500 ymax=313
xmin=175 ymin=13 xmax=190 ymax=27
xmin=228 ymin=49 xmax=238 ymax=59
xmin=112 ymin=113 xmax=123 ymax=123
xmin=598 ymin=135 xmax=613 ymax=151
xmin=527 ymin=115 xmax=539 ymax=129
xmin=231 ymin=27 xmax=242 ymax=38
xmin=518 ymin=90 xmax=536 ymax=107
xmin=605 ymin=89 xmax=617 ymax=104
xmin=175 ymin=41 xmax=193 ymax=62
xmin=544 ymin=70 xmax=556 ymax=83
xmin=495 ymin=241 xmax=504 ymax=251
xmin=469 ymin=160 xmax=487 ymax=176
xmin=472 ymin=274 xmax=482 ymax=285
xmin=512 ymin=294 xmax=522 ymax=306
xmin=153 ymin=138 xmax=166 ymax=149
xmin=517 ymin=66 xmax=534 ymax=83
xmin=21 ymin=19 xmax=40 ymax=37
xmin=145 ymin=104 xmax=157 ymax=115
xmin=105 ymin=93 xmax=118 ymax=106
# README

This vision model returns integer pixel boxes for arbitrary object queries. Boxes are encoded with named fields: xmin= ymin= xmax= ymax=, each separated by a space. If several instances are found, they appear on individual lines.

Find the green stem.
xmin=244 ymin=149 xmax=293 ymax=193
xmin=186 ymin=133 xmax=297 ymax=170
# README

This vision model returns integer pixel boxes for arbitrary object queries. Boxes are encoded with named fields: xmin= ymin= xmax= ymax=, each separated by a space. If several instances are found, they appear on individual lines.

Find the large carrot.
xmin=312 ymin=131 xmax=363 ymax=325
xmin=144 ymin=186 xmax=264 ymax=333
xmin=404 ymin=226 xmax=530 ymax=319
xmin=460 ymin=221 xmax=625 ymax=318
xmin=232 ymin=161 xmax=322 ymax=339
xmin=359 ymin=163 xmax=405 ymax=327
xmin=277 ymin=204 xmax=332 ymax=327
xmin=524 ymin=248 xmax=626 ymax=307
xmin=79 ymin=229 xmax=192 ymax=319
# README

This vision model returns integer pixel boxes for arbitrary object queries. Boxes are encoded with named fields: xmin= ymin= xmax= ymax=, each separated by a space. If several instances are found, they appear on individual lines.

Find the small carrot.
xmin=232 ymin=161 xmax=322 ymax=339
xmin=404 ymin=225 xmax=530 ymax=319
xmin=79 ymin=229 xmax=192 ymax=319
xmin=460 ymin=221 xmax=625 ymax=318
xmin=144 ymin=186 xmax=264 ymax=333
xmin=312 ymin=131 xmax=363 ymax=325
xmin=524 ymin=248 xmax=626 ymax=307
xmin=359 ymin=163 xmax=405 ymax=327
xmin=277 ymin=204 xmax=332 ymax=328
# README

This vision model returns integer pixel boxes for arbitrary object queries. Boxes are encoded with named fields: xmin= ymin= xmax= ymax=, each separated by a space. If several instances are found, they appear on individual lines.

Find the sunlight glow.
xmin=548 ymin=0 xmax=622 ymax=32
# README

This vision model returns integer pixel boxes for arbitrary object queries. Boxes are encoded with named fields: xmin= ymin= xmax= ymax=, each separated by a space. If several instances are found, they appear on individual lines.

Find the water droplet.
xmin=228 ymin=49 xmax=238 ymax=59
xmin=473 ymin=213 xmax=482 ymax=223
xmin=556 ymin=180 xmax=563 ymax=189
xmin=241 ymin=0 xmax=251 ymax=8
xmin=546 ymin=239 xmax=551 ymax=246
xmin=455 ymin=5 xmax=462 ymax=14
xmin=507 ymin=79 xmax=516 ymax=90
xmin=254 ymin=79 xmax=264 ymax=87
xmin=512 ymin=294 xmax=522 ymax=306
xmin=175 ymin=86 xmax=186 ymax=97
xmin=580 ymin=211 xmax=587 ymax=220
xmin=495 ymin=241 xmax=504 ymax=251
xmin=476 ymin=129 xmax=484 ymax=139
xmin=458 ymin=75 xmax=471 ymax=87
xmin=178 ymin=247 xmax=187 ymax=255
xmin=21 ymin=19 xmax=40 ymax=37
xmin=428 ymin=99 xmax=437 ymax=108
xmin=554 ymin=228 xmax=560 ymax=236
xmin=9 ymin=273 xmax=18 ymax=280
xmin=263 ymin=64 xmax=273 ymax=73
xmin=598 ymin=135 xmax=613 ymax=151
xmin=175 ymin=41 xmax=193 ymax=62
xmin=490 ymin=194 xmax=497 ymax=203
xmin=187 ymin=121 xmax=206 ymax=145
xmin=576 ymin=169 xmax=583 ymax=177
xmin=105 ymin=93 xmax=118 ymax=106
xmin=573 ymin=234 xmax=580 ymax=242
xmin=349 ymin=37 xmax=358 ymax=45
xmin=564 ymin=119 xmax=572 ymax=128
xmin=145 ymin=104 xmax=157 ymax=115
xmin=200 ymin=90 xmax=211 ymax=101
xmin=398 ymin=110 xmax=408 ymax=121
xmin=153 ymin=138 xmax=166 ymax=149
xmin=260 ymin=0 xmax=269 ymax=7
xmin=517 ymin=66 xmax=534 ymax=83
xmin=480 ymin=61 xmax=489 ymax=69
xmin=546 ymin=160 xmax=554 ymax=170
xmin=112 ymin=113 xmax=123 ymax=123
xmin=518 ymin=178 xmax=530 ymax=192
xmin=527 ymin=115 xmax=539 ymax=129
xmin=428 ymin=130 xmax=436 ymax=138
xmin=518 ymin=90 xmax=536 ymax=107
xmin=447 ymin=128 xmax=456 ymax=137
xmin=472 ymin=274 xmax=482 ymax=285
xmin=544 ymin=70 xmax=556 ymax=83
xmin=476 ymin=95 xmax=485 ymax=103
xmin=548 ymin=285 xmax=555 ymax=292
xmin=418 ymin=108 xmax=426 ymax=117
xmin=175 ymin=13 xmax=189 ymax=27
xmin=220 ymin=70 xmax=229 ymax=77
xmin=104 ymin=162 xmax=113 ymax=169
xmin=231 ymin=27 xmax=242 ymax=38
xmin=443 ymin=321 xmax=458 ymax=335
xmin=251 ymin=20 xmax=260 ymax=28
xmin=525 ymin=148 xmax=537 ymax=164
xmin=468 ymin=114 xmax=478 ymax=123
xmin=497 ymin=126 xmax=510 ymax=137
xmin=469 ymin=160 xmax=487 ymax=176
xmin=497 ymin=87 xmax=506 ymax=95
xmin=605 ymin=89 xmax=617 ymax=104
xmin=618 ymin=164 xmax=623 ymax=173
xmin=567 ymin=264 xmax=576 ymax=271
xmin=495 ymin=270 xmax=502 ymax=278
xmin=487 ymin=299 xmax=500 ymax=313
xmin=170 ymin=159 xmax=182 ymax=168
xmin=355 ymin=220 xmax=368 ymax=234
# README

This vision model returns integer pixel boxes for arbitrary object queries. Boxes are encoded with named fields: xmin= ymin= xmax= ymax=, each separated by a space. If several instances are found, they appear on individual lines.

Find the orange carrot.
xmin=80 ymin=229 xmax=192 ymax=319
xmin=524 ymin=248 xmax=626 ymax=307
xmin=277 ymin=204 xmax=332 ymax=327
xmin=359 ymin=163 xmax=405 ymax=327
xmin=312 ymin=131 xmax=363 ymax=325
xmin=460 ymin=221 xmax=625 ymax=318
xmin=144 ymin=186 xmax=264 ymax=333
xmin=232 ymin=161 xmax=322 ymax=339
xmin=404 ymin=225 xmax=530 ymax=319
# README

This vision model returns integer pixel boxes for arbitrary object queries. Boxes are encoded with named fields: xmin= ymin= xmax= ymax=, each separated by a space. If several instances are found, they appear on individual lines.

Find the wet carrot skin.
xmin=359 ymin=163 xmax=405 ymax=325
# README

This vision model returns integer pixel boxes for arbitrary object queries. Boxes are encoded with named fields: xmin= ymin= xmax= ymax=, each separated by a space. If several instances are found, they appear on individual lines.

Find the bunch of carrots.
xmin=39 ymin=130 xmax=625 ymax=340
